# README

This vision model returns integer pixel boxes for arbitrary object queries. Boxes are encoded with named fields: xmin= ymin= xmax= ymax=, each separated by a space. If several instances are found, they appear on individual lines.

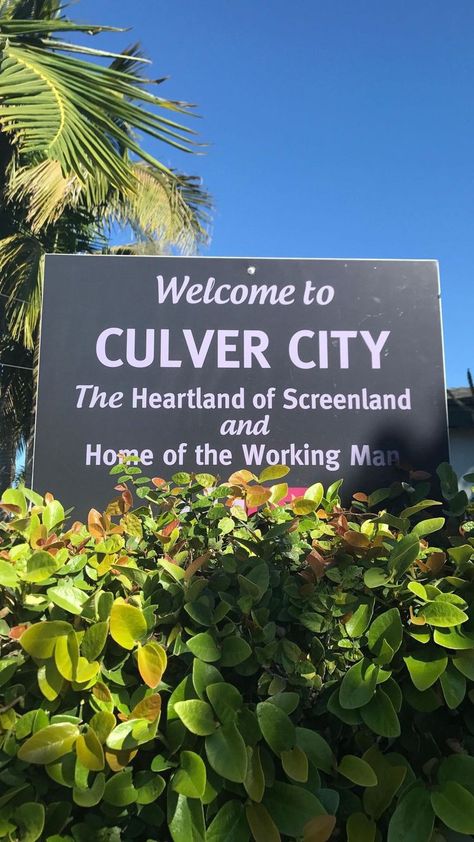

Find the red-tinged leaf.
xmin=159 ymin=519 xmax=179 ymax=538
xmin=246 ymin=485 xmax=272 ymax=507
xmin=426 ymin=552 xmax=446 ymax=573
xmin=0 ymin=502 xmax=21 ymax=514
xmin=88 ymin=509 xmax=106 ymax=540
xmin=228 ymin=469 xmax=255 ymax=485
xmin=344 ymin=530 xmax=370 ymax=548
xmin=130 ymin=694 xmax=162 ymax=722
xmin=185 ymin=551 xmax=211 ymax=580
xmin=306 ymin=549 xmax=330 ymax=580
xmin=353 ymin=492 xmax=368 ymax=503
xmin=121 ymin=490 xmax=133 ymax=512
xmin=409 ymin=470 xmax=431 ymax=481
xmin=304 ymin=814 xmax=336 ymax=842
xmin=152 ymin=477 xmax=167 ymax=487
xmin=9 ymin=624 xmax=28 ymax=639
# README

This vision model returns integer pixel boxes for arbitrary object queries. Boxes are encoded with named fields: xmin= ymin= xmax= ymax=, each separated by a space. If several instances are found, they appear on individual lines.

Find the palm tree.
xmin=0 ymin=0 xmax=211 ymax=488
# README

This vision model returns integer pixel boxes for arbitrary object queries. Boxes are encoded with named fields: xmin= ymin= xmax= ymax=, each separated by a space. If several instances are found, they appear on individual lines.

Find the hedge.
xmin=0 ymin=461 xmax=473 ymax=841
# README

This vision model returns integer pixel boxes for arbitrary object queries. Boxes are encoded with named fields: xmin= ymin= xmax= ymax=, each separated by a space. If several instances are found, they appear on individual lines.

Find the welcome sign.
xmin=33 ymin=256 xmax=449 ymax=513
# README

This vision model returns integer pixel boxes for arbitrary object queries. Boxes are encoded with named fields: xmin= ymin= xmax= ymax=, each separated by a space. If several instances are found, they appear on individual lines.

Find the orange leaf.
xmin=228 ymin=469 xmax=255 ymax=486
xmin=246 ymin=485 xmax=272 ymax=507
xmin=9 ymin=624 xmax=28 ymax=639
xmin=130 ymin=694 xmax=162 ymax=722
xmin=303 ymin=814 xmax=336 ymax=842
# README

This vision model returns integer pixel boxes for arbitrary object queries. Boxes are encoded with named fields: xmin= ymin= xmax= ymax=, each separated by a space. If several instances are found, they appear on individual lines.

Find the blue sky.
xmin=77 ymin=0 xmax=474 ymax=386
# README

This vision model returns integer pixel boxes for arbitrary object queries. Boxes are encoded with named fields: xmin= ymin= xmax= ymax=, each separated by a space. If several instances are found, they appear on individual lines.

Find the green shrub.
xmin=0 ymin=462 xmax=474 ymax=841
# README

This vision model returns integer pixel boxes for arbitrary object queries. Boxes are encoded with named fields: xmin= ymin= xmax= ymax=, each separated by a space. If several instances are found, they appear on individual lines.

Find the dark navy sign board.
xmin=33 ymin=256 xmax=449 ymax=515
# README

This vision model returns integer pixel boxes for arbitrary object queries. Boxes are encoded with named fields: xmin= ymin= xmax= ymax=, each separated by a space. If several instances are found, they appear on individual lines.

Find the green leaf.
xmin=168 ymin=791 xmax=206 ymax=842
xmin=388 ymin=534 xmax=420 ymax=577
xmin=259 ymin=464 xmax=290 ymax=482
xmin=421 ymin=600 xmax=468 ymax=628
xmin=281 ymin=745 xmax=308 ymax=782
xmin=360 ymin=688 xmax=400 ymax=737
xmin=76 ymin=728 xmax=104 ymax=771
xmin=338 ymin=755 xmax=377 ymax=787
xmin=304 ymin=482 xmax=324 ymax=506
xmin=345 ymin=598 xmax=374 ymax=638
xmin=431 ymin=781 xmax=474 ymax=834
xmin=195 ymin=473 xmax=216 ymax=487
xmin=47 ymin=583 xmax=88 ymax=615
xmin=106 ymin=717 xmax=158 ymax=749
xmin=256 ymin=701 xmax=296 ymax=754
xmin=103 ymin=769 xmax=137 ymax=806
xmin=339 ymin=658 xmax=379 ymax=709
xmin=453 ymin=649 xmax=474 ymax=679
xmin=81 ymin=621 xmax=108 ymax=661
xmin=0 ymin=559 xmax=18 ymax=588
xmin=207 ymin=800 xmax=249 ymax=842
xmin=439 ymin=663 xmax=466 ymax=708
xmin=172 ymin=472 xmax=191 ymax=485
xmin=246 ymin=802 xmax=280 ymax=842
xmin=135 ymin=770 xmax=165 ymax=804
xmin=388 ymin=786 xmax=434 ymax=842
xmin=192 ymin=659 xmax=223 ymax=699
xmin=220 ymin=636 xmax=252 ymax=666
xmin=73 ymin=772 xmax=105 ymax=807
xmin=172 ymin=751 xmax=206 ymax=799
xmin=403 ymin=648 xmax=448 ymax=690
xmin=109 ymin=599 xmax=147 ymax=649
xmin=400 ymin=499 xmax=443 ymax=518
xmin=23 ymin=550 xmax=58 ymax=583
xmin=187 ymin=632 xmax=221 ymax=662
xmin=411 ymin=517 xmax=445 ymax=537
xmin=263 ymin=782 xmax=326 ymax=837
xmin=346 ymin=812 xmax=376 ymax=842
xmin=295 ymin=728 xmax=334 ymax=774
xmin=267 ymin=691 xmax=299 ymax=714
xmin=437 ymin=463 xmax=460 ymax=500
xmin=174 ymin=700 xmax=216 ymax=736
xmin=218 ymin=516 xmax=235 ymax=535
xmin=364 ymin=568 xmax=391 ymax=589
xmin=43 ymin=500 xmax=65 ymax=532
xmin=13 ymin=802 xmax=45 ymax=842
xmin=207 ymin=681 xmax=242 ymax=724
xmin=2 ymin=487 xmax=27 ymax=515
xmin=244 ymin=745 xmax=265 ymax=802
xmin=17 ymin=723 xmax=79 ymax=764
xmin=367 ymin=609 xmax=403 ymax=658
xmin=433 ymin=627 xmax=474 ymax=649
xmin=362 ymin=746 xmax=406 ymax=820
xmin=438 ymin=755 xmax=474 ymax=795
xmin=205 ymin=722 xmax=248 ymax=782
xmin=54 ymin=630 xmax=79 ymax=680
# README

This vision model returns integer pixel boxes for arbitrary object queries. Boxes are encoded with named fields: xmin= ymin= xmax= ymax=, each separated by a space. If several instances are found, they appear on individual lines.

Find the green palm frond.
xmin=0 ymin=234 xmax=43 ymax=347
xmin=104 ymin=163 xmax=211 ymax=253
xmin=0 ymin=36 xmax=206 ymax=232
xmin=0 ymin=1 xmax=62 ymax=20
xmin=0 ymin=332 xmax=33 ymax=445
